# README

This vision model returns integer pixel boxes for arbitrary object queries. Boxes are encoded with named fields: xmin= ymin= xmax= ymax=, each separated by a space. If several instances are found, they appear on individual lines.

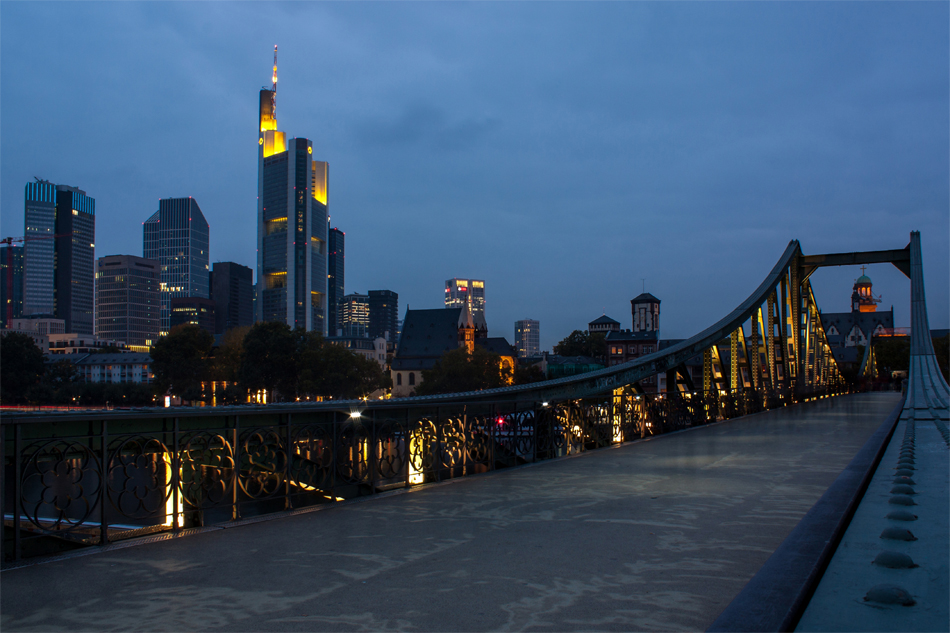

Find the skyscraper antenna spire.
xmin=272 ymin=45 xmax=278 ymax=93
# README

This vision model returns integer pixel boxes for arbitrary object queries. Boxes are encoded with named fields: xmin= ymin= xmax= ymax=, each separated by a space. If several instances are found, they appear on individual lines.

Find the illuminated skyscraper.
xmin=514 ymin=319 xmax=540 ymax=358
xmin=256 ymin=48 xmax=328 ymax=332
xmin=340 ymin=292 xmax=369 ymax=337
xmin=445 ymin=278 xmax=486 ymax=332
xmin=22 ymin=180 xmax=96 ymax=334
xmin=143 ymin=197 xmax=210 ymax=335
xmin=23 ymin=179 xmax=57 ymax=317
xmin=54 ymin=186 xmax=96 ymax=335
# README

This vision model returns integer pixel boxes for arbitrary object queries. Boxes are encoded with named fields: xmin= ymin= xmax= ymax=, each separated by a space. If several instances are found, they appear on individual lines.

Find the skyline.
xmin=2 ymin=3 xmax=948 ymax=351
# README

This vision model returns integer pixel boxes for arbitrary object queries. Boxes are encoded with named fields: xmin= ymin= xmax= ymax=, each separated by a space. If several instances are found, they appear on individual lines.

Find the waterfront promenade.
xmin=1 ymin=392 xmax=900 ymax=632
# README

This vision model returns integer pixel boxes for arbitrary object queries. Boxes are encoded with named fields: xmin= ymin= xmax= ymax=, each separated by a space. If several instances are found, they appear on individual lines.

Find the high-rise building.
xmin=368 ymin=290 xmax=398 ymax=342
xmin=1 ymin=245 xmax=24 ymax=329
xmin=54 ymin=185 xmax=96 ymax=335
xmin=340 ymin=292 xmax=369 ymax=338
xmin=211 ymin=262 xmax=253 ymax=334
xmin=328 ymin=228 xmax=345 ymax=336
xmin=23 ymin=179 xmax=57 ymax=317
xmin=23 ymin=179 xmax=96 ymax=334
xmin=95 ymin=255 xmax=161 ymax=352
xmin=144 ymin=197 xmax=210 ymax=335
xmin=170 ymin=296 xmax=216 ymax=335
xmin=257 ymin=50 xmax=328 ymax=332
xmin=445 ymin=278 xmax=486 ymax=332
xmin=514 ymin=319 xmax=540 ymax=358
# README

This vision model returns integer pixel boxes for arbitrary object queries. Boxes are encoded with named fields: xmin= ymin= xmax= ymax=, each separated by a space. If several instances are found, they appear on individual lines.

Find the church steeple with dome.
xmin=851 ymin=266 xmax=881 ymax=313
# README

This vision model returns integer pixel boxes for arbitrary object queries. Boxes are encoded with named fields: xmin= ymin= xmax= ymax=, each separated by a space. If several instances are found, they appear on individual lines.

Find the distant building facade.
xmin=74 ymin=352 xmax=154 ymax=385
xmin=210 ymin=262 xmax=253 ymax=334
xmin=95 ymin=255 xmax=161 ymax=352
xmin=1 ymin=244 xmax=24 ymax=328
xmin=820 ymin=272 xmax=894 ymax=348
xmin=169 ymin=296 xmax=216 ymax=335
xmin=256 ymin=59 xmax=328 ymax=332
xmin=514 ymin=319 xmax=540 ymax=358
xmin=368 ymin=290 xmax=398 ymax=342
xmin=606 ymin=293 xmax=662 ymax=392
xmin=144 ymin=197 xmax=210 ymax=335
xmin=3 ymin=316 xmax=66 ymax=351
xmin=48 ymin=334 xmax=130 ymax=355
xmin=328 ymin=228 xmax=344 ymax=336
xmin=327 ymin=335 xmax=388 ymax=369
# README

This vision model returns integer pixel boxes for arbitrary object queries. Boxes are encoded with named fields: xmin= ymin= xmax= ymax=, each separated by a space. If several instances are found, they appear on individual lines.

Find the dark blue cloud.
xmin=2 ymin=2 xmax=946 ymax=350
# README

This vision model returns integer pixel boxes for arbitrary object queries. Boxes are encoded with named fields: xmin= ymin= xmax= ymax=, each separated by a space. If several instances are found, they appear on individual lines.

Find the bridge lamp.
xmin=350 ymin=410 xmax=362 ymax=419
xmin=542 ymin=402 xmax=549 ymax=407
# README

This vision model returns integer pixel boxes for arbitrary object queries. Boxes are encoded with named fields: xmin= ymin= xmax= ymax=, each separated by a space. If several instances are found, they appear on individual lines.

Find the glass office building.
xmin=143 ymin=197 xmax=210 ymax=335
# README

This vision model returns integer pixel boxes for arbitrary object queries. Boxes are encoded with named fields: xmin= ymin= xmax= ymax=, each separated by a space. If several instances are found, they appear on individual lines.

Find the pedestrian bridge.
xmin=1 ymin=231 xmax=947 ymax=631
xmin=0 ymin=392 xmax=906 ymax=631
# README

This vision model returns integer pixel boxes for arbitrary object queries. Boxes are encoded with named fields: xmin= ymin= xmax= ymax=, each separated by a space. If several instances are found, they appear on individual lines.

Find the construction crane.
xmin=1 ymin=233 xmax=71 ymax=325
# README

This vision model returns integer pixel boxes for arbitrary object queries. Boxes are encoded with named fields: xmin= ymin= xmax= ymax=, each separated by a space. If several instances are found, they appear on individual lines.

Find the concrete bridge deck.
xmin=1 ymin=392 xmax=900 ymax=632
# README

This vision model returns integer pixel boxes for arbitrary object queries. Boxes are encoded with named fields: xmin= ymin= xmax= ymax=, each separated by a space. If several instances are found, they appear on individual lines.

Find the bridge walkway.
xmin=0 ymin=392 xmax=899 ymax=632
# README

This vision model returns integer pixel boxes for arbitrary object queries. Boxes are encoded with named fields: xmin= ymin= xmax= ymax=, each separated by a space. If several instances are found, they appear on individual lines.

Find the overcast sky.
xmin=2 ymin=2 xmax=947 ymax=351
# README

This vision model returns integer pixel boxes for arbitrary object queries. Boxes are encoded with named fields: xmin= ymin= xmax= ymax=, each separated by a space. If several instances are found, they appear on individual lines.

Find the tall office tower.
xmin=257 ymin=49 xmax=328 ymax=332
xmin=53 ymin=185 xmax=96 ymax=334
xmin=368 ymin=290 xmax=398 ymax=341
xmin=514 ymin=319 xmax=540 ymax=358
xmin=328 ymin=228 xmax=345 ymax=336
xmin=339 ymin=292 xmax=370 ymax=337
xmin=95 ymin=255 xmax=161 ymax=352
xmin=445 ymin=278 xmax=486 ymax=330
xmin=23 ymin=179 xmax=58 ymax=317
xmin=1 ymin=245 xmax=24 ymax=328
xmin=143 ymin=197 xmax=210 ymax=336
xmin=211 ymin=262 xmax=254 ymax=334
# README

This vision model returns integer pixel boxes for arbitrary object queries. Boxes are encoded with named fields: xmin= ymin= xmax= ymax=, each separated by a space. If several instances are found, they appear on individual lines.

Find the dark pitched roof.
xmin=820 ymin=309 xmax=894 ymax=346
xmin=476 ymin=337 xmax=515 ymax=357
xmin=632 ymin=292 xmax=660 ymax=303
xmin=589 ymin=315 xmax=620 ymax=326
xmin=74 ymin=353 xmax=153 ymax=365
xmin=394 ymin=308 xmax=465 ymax=361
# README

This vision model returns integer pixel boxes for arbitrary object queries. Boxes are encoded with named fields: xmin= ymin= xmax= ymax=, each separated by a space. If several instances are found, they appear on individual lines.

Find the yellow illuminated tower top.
xmin=259 ymin=45 xmax=285 ymax=156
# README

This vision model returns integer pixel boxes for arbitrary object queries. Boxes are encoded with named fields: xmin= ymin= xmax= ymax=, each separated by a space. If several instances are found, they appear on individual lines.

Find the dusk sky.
xmin=2 ymin=2 xmax=947 ymax=351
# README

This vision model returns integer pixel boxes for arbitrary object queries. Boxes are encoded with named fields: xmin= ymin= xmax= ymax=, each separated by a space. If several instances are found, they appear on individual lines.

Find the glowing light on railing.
xmin=408 ymin=428 xmax=425 ymax=485
xmin=350 ymin=411 xmax=361 ymax=419
xmin=163 ymin=453 xmax=183 ymax=527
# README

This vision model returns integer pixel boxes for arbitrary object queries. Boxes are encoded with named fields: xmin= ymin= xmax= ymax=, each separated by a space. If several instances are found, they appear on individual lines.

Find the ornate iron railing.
xmin=1 ymin=384 xmax=849 ymax=563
